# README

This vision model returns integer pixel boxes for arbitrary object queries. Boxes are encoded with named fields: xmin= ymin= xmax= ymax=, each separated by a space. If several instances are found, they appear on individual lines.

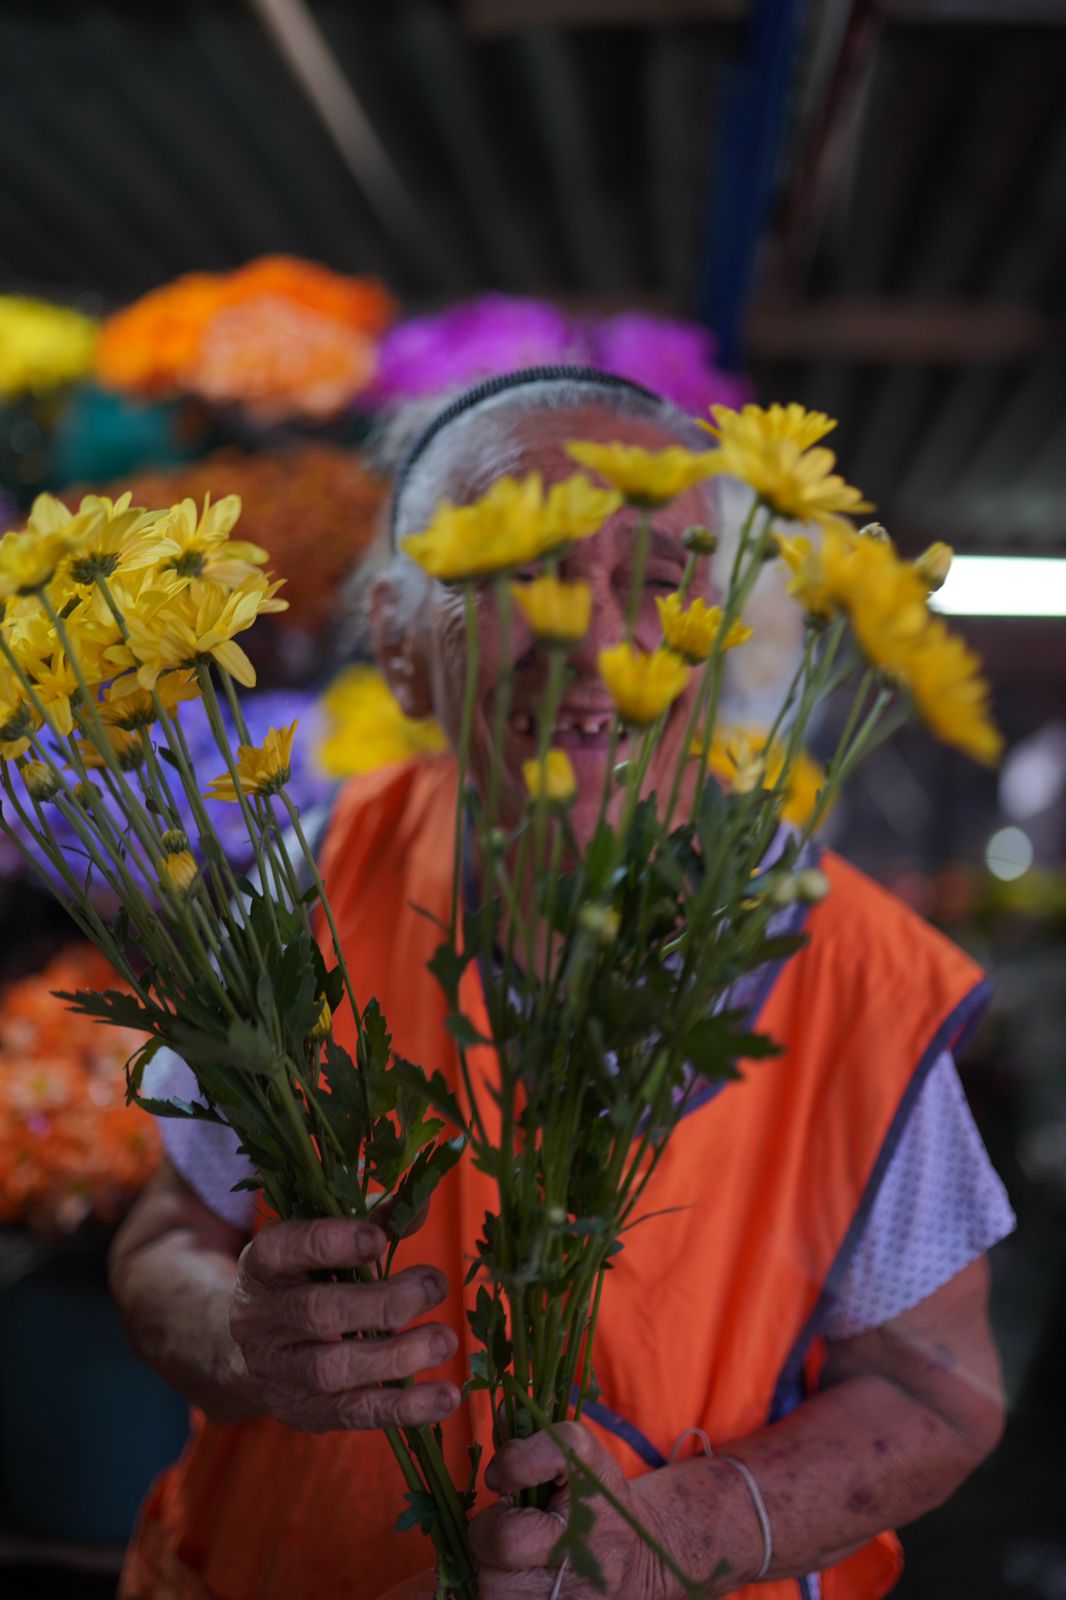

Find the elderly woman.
xmin=111 ymin=369 xmax=1013 ymax=1600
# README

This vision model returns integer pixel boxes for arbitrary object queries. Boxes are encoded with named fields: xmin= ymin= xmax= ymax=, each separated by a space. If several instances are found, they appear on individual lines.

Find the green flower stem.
xmin=215 ymin=667 xmax=304 ymax=915
xmin=195 ymin=666 xmax=283 ymax=958
xmin=450 ymin=586 xmax=481 ymax=942
xmin=624 ymin=510 xmax=652 ymax=643
xmin=571 ymin=1266 xmax=606 ymax=1424
xmin=502 ymin=1380 xmax=704 ymax=1600
xmin=0 ymin=767 xmax=144 ymax=992
xmin=279 ymin=792 xmax=365 ymax=1055
xmin=687 ymin=500 xmax=772 ymax=826
xmin=485 ymin=579 xmax=512 ymax=831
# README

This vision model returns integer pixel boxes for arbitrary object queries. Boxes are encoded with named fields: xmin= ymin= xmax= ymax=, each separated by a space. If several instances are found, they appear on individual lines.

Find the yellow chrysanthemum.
xmin=308 ymin=996 xmax=333 ymax=1041
xmin=159 ymin=495 xmax=268 ymax=590
xmin=914 ymin=541 xmax=953 ymax=594
xmin=775 ymin=530 xmax=840 ymax=619
xmin=897 ymin=621 xmax=1003 ymax=767
xmin=598 ymin=643 xmax=690 ymax=726
xmin=71 ymin=726 xmax=145 ymax=774
xmin=522 ymin=749 xmax=577 ymax=804
xmin=0 ymin=692 xmax=38 ymax=761
xmin=102 ymin=670 xmax=200 ymax=729
xmin=31 ymin=652 xmax=80 ymax=738
xmin=821 ymin=531 xmax=932 ymax=672
xmin=107 ymin=573 xmax=286 ymax=691
xmin=161 ymin=849 xmax=198 ymax=895
xmin=565 ymin=441 xmax=717 ymax=507
xmin=542 ymin=474 xmax=624 ymax=544
xmin=656 ymin=593 xmax=752 ymax=664
xmin=315 ymin=665 xmax=446 ymax=778
xmin=204 ymin=721 xmax=298 ymax=802
xmin=512 ymin=576 xmax=591 ymax=645
xmin=402 ymin=472 xmax=619 ymax=583
xmin=0 ymin=525 xmax=72 ymax=599
xmin=63 ymin=494 xmax=179 ymax=586
xmin=701 ymin=728 xmax=828 ymax=827
xmin=700 ymin=404 xmax=872 ymax=530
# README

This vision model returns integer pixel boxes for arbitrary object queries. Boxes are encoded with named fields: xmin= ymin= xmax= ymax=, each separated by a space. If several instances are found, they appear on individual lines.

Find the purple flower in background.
xmin=589 ymin=312 xmax=753 ymax=418
xmin=0 ymin=688 xmax=332 ymax=912
xmin=366 ymin=295 xmax=590 ymax=406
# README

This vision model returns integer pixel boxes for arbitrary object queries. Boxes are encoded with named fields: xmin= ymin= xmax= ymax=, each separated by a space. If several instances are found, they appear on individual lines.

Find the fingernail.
xmin=432 ymin=1386 xmax=457 ymax=1417
xmin=355 ymin=1224 xmax=383 ymax=1255
xmin=430 ymin=1330 xmax=454 ymax=1361
xmin=421 ymin=1272 xmax=444 ymax=1301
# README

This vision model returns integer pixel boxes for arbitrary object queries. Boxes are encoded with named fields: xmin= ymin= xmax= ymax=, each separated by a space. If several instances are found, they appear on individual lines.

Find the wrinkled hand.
xmin=470 ymin=1423 xmax=670 ymax=1600
xmin=229 ymin=1217 xmax=460 ymax=1433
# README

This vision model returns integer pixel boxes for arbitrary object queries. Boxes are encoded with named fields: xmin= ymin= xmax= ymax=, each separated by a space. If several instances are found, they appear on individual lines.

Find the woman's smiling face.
xmin=379 ymin=403 xmax=718 ymax=850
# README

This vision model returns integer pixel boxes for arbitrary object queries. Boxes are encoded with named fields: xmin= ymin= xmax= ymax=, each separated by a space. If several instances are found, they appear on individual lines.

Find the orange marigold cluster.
xmin=0 ymin=944 xmax=160 ymax=1235
xmin=95 ymin=256 xmax=396 ymax=420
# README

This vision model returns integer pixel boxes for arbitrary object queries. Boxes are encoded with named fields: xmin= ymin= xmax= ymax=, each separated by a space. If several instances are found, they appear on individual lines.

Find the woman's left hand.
xmin=469 ymin=1422 xmax=670 ymax=1600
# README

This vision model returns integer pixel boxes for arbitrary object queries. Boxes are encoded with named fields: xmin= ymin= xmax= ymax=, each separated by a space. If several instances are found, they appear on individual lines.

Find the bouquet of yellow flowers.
xmin=0 ymin=402 xmax=999 ymax=1597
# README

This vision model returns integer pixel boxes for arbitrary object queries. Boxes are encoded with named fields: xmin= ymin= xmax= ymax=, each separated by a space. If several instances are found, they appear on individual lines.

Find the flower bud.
xmin=160 ymin=828 xmax=191 ymax=856
xmin=21 ymin=761 xmax=60 ymax=802
xmin=578 ymin=903 xmax=621 ymax=944
xmin=682 ymin=525 xmax=718 ymax=556
xmin=309 ymin=996 xmax=332 ymax=1041
xmin=914 ymin=541 xmax=953 ymax=594
xmin=73 ymin=781 xmax=97 ymax=811
xmin=545 ymin=1205 xmax=567 ymax=1227
xmin=483 ymin=827 xmax=509 ymax=856
xmin=794 ymin=867 xmax=831 ymax=904
xmin=162 ymin=849 xmax=198 ymax=896
xmin=613 ymin=760 xmax=632 ymax=787
xmin=858 ymin=522 xmax=890 ymax=543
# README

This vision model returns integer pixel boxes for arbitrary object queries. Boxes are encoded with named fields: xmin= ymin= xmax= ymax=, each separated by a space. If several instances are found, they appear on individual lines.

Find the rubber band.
xmin=670 ymin=1428 xmax=774 ymax=1583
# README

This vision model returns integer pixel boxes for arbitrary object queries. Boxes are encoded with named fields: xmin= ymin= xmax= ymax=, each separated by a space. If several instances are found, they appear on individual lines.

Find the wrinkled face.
xmin=386 ymin=404 xmax=716 ymax=851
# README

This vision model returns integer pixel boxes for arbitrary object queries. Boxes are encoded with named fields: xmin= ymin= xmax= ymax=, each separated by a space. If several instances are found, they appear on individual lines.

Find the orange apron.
xmin=120 ymin=755 xmax=989 ymax=1600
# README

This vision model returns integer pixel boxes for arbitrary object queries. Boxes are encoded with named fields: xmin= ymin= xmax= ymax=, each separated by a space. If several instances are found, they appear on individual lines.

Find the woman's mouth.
xmin=507 ymin=707 xmax=628 ymax=751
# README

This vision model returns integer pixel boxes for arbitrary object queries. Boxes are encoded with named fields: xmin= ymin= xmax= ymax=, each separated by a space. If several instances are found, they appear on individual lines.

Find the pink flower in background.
xmin=591 ymin=311 xmax=752 ymax=417
xmin=367 ymin=295 xmax=589 ymax=405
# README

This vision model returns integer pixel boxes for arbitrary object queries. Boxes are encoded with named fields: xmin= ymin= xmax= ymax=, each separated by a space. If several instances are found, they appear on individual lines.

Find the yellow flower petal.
xmin=565 ymin=441 xmax=717 ymax=506
xmin=598 ymin=643 xmax=690 ymax=725
xmin=656 ymin=593 xmax=752 ymax=663
xmin=522 ymin=749 xmax=576 ymax=804
xmin=512 ymin=576 xmax=591 ymax=644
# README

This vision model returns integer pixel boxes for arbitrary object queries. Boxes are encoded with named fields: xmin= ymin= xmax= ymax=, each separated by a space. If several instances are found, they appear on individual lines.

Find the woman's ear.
xmin=369 ymin=565 xmax=436 ymax=720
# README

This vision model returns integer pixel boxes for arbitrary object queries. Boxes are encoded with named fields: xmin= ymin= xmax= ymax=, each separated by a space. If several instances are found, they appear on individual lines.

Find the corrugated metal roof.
xmin=1 ymin=1 xmax=1063 ymax=559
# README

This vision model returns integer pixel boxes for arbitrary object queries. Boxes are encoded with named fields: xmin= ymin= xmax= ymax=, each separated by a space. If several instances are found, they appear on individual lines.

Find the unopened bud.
xmin=914 ymin=541 xmax=953 ymax=594
xmin=308 ymin=996 xmax=332 ymax=1041
xmin=794 ymin=867 xmax=831 ymax=904
xmin=682 ymin=525 xmax=718 ymax=556
xmin=162 ymin=849 xmax=197 ymax=896
xmin=545 ymin=1205 xmax=567 ymax=1226
xmin=73 ymin=781 xmax=97 ymax=811
xmin=613 ymin=760 xmax=633 ymax=787
xmin=578 ymin=903 xmax=621 ymax=944
xmin=483 ymin=827 xmax=508 ymax=855
xmin=160 ymin=828 xmax=191 ymax=856
xmin=858 ymin=522 xmax=890 ymax=544
xmin=21 ymin=761 xmax=60 ymax=802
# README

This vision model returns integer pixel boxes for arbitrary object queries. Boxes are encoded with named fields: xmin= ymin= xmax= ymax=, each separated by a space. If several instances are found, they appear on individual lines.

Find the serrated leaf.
xmin=387 ymin=1137 xmax=465 ymax=1237
xmin=387 ymin=1056 xmax=465 ymax=1131
xmin=446 ymin=1011 xmax=492 ymax=1050
xmin=394 ymin=1489 xmax=440 ymax=1535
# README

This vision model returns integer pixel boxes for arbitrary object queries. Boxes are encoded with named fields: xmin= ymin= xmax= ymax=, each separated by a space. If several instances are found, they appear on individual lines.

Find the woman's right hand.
xmin=229 ymin=1217 xmax=460 ymax=1433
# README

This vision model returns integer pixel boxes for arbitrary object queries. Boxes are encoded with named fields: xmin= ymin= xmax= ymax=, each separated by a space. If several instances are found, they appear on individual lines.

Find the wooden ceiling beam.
xmin=746 ymin=297 xmax=1055 ymax=362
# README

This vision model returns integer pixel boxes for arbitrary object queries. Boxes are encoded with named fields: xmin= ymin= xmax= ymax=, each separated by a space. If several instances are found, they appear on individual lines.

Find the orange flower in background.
xmin=95 ymin=256 xmax=397 ymax=418
xmin=0 ymin=943 xmax=160 ymax=1234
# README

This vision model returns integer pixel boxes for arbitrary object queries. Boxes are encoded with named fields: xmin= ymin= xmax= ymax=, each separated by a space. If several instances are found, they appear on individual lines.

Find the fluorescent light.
xmin=932 ymin=556 xmax=1066 ymax=617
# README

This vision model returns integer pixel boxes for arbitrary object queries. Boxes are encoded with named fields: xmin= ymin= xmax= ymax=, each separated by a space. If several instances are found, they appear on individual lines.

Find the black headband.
xmin=388 ymin=364 xmax=662 ymax=545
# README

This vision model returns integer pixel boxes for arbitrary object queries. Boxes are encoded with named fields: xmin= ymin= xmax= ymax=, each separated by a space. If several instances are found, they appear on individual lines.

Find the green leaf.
xmin=387 ymin=1055 xmax=465 ymax=1132
xmin=426 ymin=939 xmax=468 ymax=1006
xmin=55 ymin=985 xmax=158 ymax=1033
xmin=157 ymin=745 xmax=181 ymax=770
xmin=388 ymin=1137 xmax=465 ymax=1237
xmin=394 ymin=1489 xmax=440 ymax=1535
xmin=446 ymin=1011 xmax=492 ymax=1050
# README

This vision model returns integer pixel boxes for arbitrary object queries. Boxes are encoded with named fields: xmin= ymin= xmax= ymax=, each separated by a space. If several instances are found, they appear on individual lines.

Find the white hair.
xmin=387 ymin=375 xmax=717 ymax=545
xmin=335 ymin=377 xmax=806 ymax=724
